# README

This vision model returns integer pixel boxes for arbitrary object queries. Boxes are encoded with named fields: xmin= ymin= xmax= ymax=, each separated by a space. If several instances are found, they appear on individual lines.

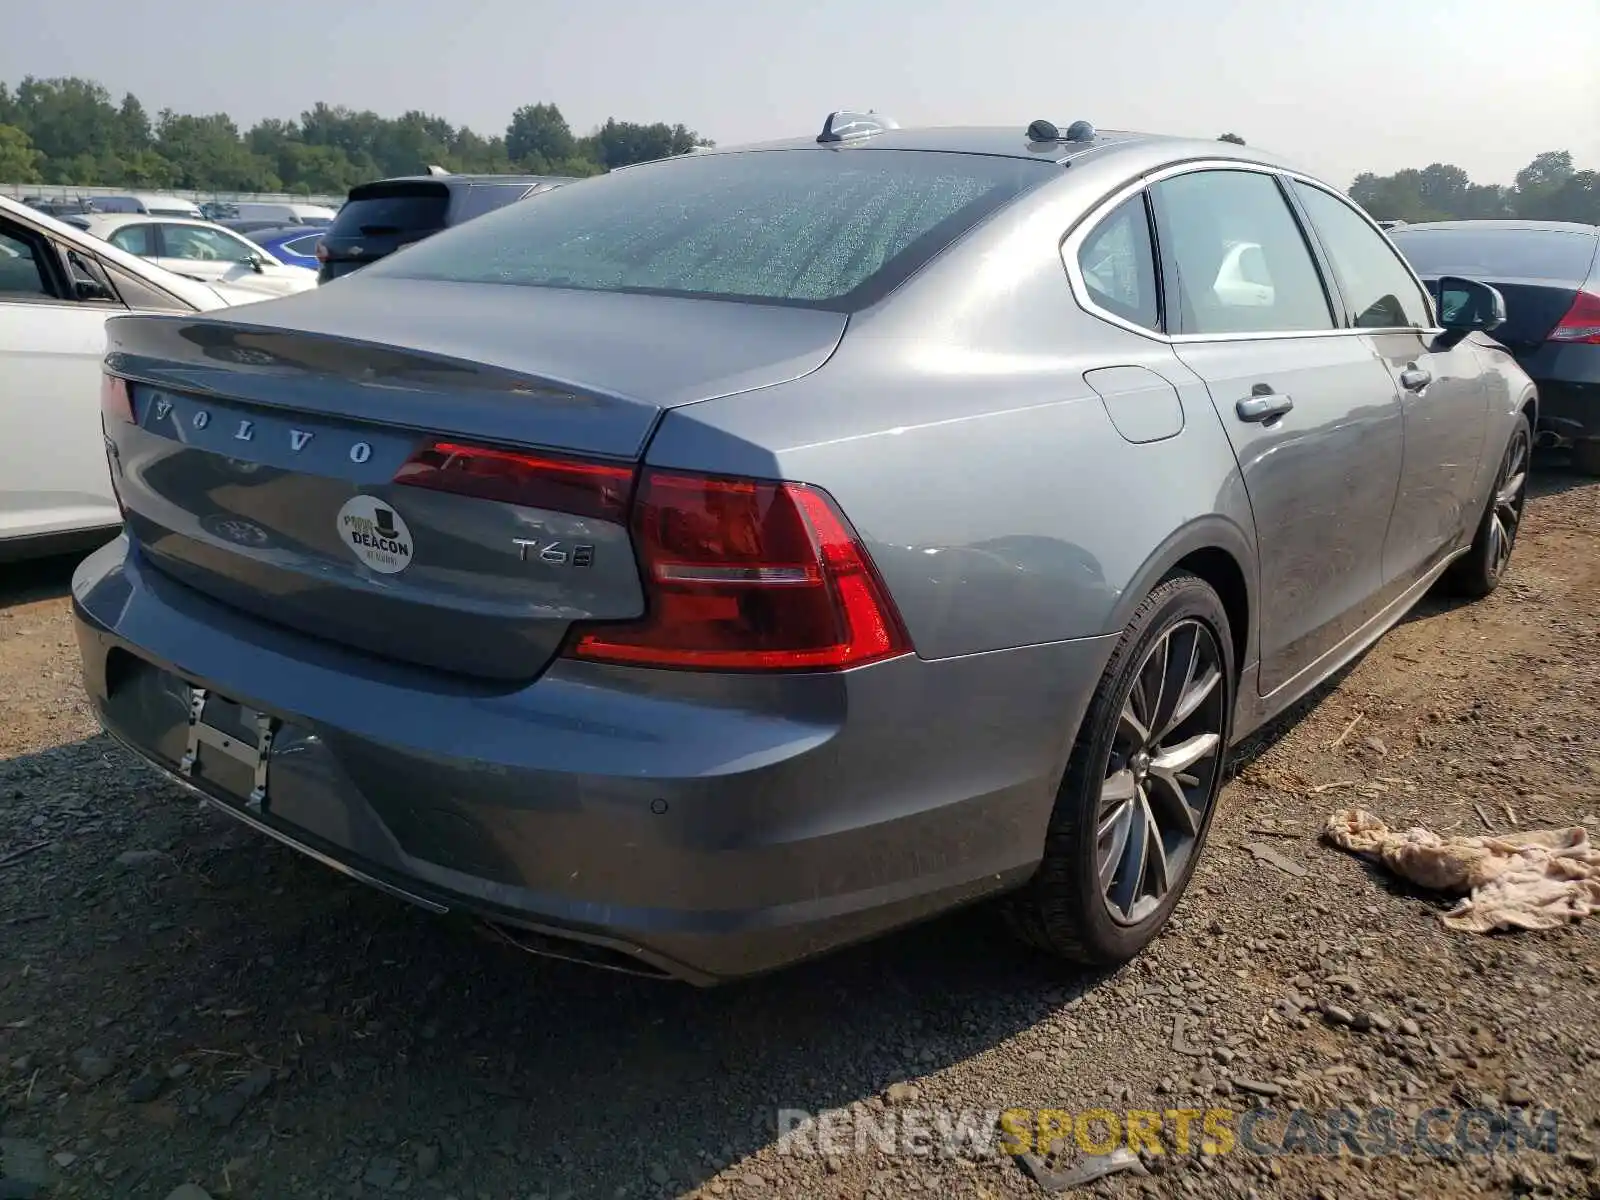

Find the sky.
xmin=4 ymin=0 xmax=1596 ymax=188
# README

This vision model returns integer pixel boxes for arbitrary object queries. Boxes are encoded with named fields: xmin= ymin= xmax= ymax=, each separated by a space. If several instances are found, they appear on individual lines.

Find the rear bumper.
xmin=72 ymin=538 xmax=1113 ymax=982
xmin=1516 ymin=343 xmax=1600 ymax=442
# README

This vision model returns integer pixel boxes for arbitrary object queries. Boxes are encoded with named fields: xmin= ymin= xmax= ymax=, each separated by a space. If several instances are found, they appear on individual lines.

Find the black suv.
xmin=317 ymin=173 xmax=574 ymax=283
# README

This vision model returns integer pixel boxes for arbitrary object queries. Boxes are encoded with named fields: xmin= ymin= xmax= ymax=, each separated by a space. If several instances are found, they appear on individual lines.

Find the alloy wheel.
xmin=1486 ymin=431 xmax=1529 ymax=581
xmin=1097 ymin=618 xmax=1227 ymax=925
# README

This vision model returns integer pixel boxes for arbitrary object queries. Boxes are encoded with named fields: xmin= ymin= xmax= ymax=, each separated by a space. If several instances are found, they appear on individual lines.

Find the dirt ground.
xmin=2 ymin=457 xmax=1598 ymax=1200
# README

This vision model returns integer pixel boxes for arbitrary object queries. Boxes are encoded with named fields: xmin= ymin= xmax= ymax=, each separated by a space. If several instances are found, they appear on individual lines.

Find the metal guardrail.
xmin=0 ymin=182 xmax=345 ymax=208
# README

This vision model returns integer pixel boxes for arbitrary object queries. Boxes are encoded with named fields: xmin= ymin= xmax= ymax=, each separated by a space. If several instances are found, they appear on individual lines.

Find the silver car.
xmin=74 ymin=113 xmax=1535 ymax=982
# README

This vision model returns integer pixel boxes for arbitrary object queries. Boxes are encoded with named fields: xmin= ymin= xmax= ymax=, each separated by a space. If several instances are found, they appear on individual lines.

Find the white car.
xmin=68 ymin=214 xmax=317 ymax=300
xmin=0 ymin=195 xmax=268 ymax=559
xmin=232 ymin=202 xmax=339 ymax=224
xmin=87 ymin=192 xmax=204 ymax=218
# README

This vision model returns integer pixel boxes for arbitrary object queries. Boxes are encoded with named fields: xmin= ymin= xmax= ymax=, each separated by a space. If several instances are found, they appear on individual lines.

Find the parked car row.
xmin=45 ymin=113 xmax=1550 ymax=985
xmin=0 ymin=194 xmax=282 ymax=557
xmin=61 ymin=213 xmax=317 ymax=299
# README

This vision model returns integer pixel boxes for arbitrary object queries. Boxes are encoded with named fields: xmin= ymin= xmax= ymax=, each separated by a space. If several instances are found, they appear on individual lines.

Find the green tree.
xmin=155 ymin=110 xmax=279 ymax=190
xmin=584 ymin=118 xmax=706 ymax=169
xmin=10 ymin=76 xmax=123 ymax=165
xmin=0 ymin=122 xmax=42 ymax=183
xmin=1417 ymin=163 xmax=1471 ymax=215
xmin=506 ymin=103 xmax=577 ymax=170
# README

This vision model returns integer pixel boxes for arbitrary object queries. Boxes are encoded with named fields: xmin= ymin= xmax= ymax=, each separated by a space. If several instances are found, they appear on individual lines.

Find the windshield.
xmin=1391 ymin=227 xmax=1599 ymax=285
xmin=366 ymin=149 xmax=1054 ymax=310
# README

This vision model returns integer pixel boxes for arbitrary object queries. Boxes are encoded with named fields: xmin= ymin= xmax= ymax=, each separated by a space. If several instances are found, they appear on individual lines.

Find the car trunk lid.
xmin=102 ymin=281 xmax=847 ymax=679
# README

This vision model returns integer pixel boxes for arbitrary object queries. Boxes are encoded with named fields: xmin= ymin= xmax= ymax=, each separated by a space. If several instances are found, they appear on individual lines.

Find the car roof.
xmin=249 ymin=225 xmax=322 ymax=240
xmin=1395 ymin=220 xmax=1600 ymax=237
xmin=78 ymin=213 xmax=232 ymax=231
xmin=352 ymin=174 xmax=575 ymax=190
xmin=688 ymin=124 xmax=1303 ymax=173
xmin=97 ymin=192 xmax=202 ymax=209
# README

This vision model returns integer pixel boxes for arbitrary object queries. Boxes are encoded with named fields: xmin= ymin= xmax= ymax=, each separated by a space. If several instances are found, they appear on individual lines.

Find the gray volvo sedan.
xmin=74 ymin=112 xmax=1535 ymax=982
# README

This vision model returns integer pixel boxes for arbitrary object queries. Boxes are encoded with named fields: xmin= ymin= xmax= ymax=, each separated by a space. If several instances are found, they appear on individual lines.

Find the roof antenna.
xmin=425 ymin=164 xmax=451 ymax=176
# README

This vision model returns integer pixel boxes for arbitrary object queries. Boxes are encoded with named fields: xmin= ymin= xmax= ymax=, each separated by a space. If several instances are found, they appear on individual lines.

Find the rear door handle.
xmin=1400 ymin=366 xmax=1432 ymax=392
xmin=1235 ymin=393 xmax=1294 ymax=422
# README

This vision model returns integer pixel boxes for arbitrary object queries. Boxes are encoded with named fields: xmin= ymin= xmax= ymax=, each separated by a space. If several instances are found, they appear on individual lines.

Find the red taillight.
xmin=100 ymin=374 xmax=134 ymax=424
xmin=394 ymin=440 xmax=634 ymax=522
xmin=314 ymin=239 xmax=328 ymax=263
xmin=1549 ymin=291 xmax=1600 ymax=344
xmin=567 ymin=470 xmax=911 ymax=672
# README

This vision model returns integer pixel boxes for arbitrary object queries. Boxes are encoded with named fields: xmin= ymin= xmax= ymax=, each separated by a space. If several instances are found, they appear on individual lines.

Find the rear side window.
xmin=108 ymin=225 xmax=157 ymax=257
xmin=1151 ymin=169 xmax=1335 ymax=335
xmin=329 ymin=185 xmax=450 ymax=238
xmin=1389 ymin=227 xmax=1600 ymax=286
xmin=451 ymin=183 xmax=533 ymax=223
xmin=1076 ymin=193 xmax=1160 ymax=331
xmin=1293 ymin=182 xmax=1431 ymax=329
xmin=367 ymin=150 xmax=1055 ymax=310
xmin=283 ymin=234 xmax=323 ymax=257
xmin=0 ymin=226 xmax=50 ymax=297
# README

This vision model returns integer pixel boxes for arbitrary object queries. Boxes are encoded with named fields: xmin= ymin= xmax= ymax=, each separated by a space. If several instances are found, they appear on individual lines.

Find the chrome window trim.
xmin=1061 ymin=158 xmax=1440 ymax=343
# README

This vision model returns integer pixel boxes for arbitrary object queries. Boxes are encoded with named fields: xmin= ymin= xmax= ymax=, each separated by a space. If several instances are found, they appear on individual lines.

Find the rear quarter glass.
xmin=358 ymin=149 xmax=1056 ymax=311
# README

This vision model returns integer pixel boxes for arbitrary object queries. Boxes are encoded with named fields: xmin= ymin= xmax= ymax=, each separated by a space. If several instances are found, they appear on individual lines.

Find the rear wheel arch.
xmin=1517 ymin=384 xmax=1537 ymax=434
xmin=1109 ymin=517 xmax=1256 ymax=685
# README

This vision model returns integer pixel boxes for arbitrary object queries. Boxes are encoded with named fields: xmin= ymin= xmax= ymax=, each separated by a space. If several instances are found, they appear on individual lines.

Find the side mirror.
xmin=244 ymin=252 xmax=265 ymax=274
xmin=1436 ymin=276 xmax=1506 ymax=334
xmin=74 ymin=278 xmax=115 ymax=302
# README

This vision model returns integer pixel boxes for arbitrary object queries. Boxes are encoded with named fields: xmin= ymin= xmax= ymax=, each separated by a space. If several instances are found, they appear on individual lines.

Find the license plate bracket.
xmin=178 ymin=687 xmax=278 ymax=811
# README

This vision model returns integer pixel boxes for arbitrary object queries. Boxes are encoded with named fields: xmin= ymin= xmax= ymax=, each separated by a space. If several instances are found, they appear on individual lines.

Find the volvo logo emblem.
xmin=152 ymin=399 xmax=378 ymax=463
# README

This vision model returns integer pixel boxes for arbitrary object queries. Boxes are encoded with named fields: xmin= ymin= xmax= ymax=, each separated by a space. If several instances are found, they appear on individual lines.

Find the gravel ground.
xmin=2 ymin=458 xmax=1599 ymax=1200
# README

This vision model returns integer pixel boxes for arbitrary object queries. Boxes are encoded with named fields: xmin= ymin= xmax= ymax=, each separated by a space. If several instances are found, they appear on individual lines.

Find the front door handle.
xmin=1236 ymin=392 xmax=1294 ymax=423
xmin=1400 ymin=365 xmax=1432 ymax=392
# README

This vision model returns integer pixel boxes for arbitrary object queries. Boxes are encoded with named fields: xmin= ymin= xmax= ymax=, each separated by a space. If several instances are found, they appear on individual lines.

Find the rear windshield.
xmin=329 ymin=184 xmax=450 ymax=238
xmin=365 ymin=149 xmax=1054 ymax=309
xmin=1391 ymin=227 xmax=1599 ymax=284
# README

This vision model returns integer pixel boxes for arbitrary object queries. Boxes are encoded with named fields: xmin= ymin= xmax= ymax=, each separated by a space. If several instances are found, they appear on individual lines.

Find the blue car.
xmin=242 ymin=224 xmax=326 ymax=271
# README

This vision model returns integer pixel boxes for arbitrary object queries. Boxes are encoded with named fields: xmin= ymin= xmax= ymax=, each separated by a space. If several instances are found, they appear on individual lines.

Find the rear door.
xmin=0 ymin=214 xmax=126 ymax=544
xmin=1149 ymin=166 xmax=1406 ymax=698
xmin=1290 ymin=182 xmax=1492 ymax=584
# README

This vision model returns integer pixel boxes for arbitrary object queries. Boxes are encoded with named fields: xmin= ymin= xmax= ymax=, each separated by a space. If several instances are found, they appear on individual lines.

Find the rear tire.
xmin=1004 ymin=573 xmax=1234 ymax=966
xmin=1573 ymin=438 xmax=1600 ymax=478
xmin=1446 ymin=414 xmax=1530 ymax=599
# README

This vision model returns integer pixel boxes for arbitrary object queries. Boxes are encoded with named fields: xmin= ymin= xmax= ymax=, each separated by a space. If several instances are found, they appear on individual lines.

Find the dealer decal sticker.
xmin=337 ymin=495 xmax=413 ymax=574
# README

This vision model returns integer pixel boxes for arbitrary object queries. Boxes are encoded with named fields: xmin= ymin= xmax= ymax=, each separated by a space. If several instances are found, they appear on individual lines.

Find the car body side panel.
xmin=0 ymin=299 xmax=123 ymax=541
xmin=643 ymin=160 xmax=1259 ymax=666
